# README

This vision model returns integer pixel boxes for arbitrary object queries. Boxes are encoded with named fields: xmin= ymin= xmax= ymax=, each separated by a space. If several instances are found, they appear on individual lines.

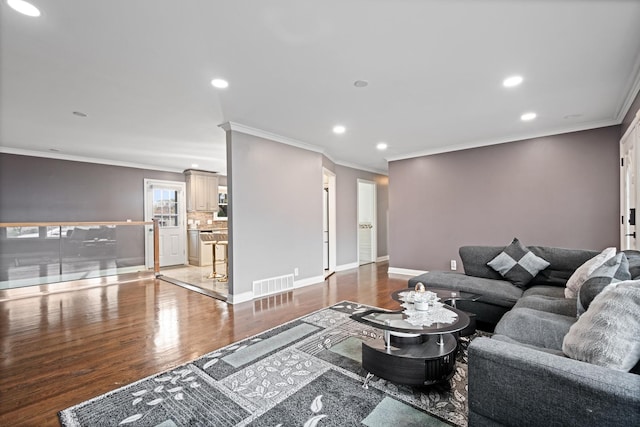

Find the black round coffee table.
xmin=351 ymin=306 xmax=470 ymax=386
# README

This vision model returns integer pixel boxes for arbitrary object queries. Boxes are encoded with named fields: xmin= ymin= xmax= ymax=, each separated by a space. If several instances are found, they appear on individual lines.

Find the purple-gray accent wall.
xmin=334 ymin=165 xmax=388 ymax=265
xmin=225 ymin=132 xmax=390 ymax=299
xmin=0 ymin=153 xmax=184 ymax=222
xmin=388 ymin=126 xmax=620 ymax=272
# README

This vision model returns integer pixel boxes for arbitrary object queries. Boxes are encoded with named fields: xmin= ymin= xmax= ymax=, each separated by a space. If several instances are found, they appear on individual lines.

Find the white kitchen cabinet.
xmin=185 ymin=170 xmax=218 ymax=212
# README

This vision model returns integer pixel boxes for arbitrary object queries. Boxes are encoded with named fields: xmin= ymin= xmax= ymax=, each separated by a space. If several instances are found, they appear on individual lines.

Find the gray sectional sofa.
xmin=408 ymin=244 xmax=640 ymax=426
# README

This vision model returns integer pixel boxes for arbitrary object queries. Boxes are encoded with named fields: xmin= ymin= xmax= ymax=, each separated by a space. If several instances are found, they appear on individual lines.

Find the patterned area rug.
xmin=59 ymin=302 xmax=475 ymax=426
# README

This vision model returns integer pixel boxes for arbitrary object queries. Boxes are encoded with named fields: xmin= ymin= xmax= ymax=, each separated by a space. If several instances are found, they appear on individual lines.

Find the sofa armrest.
xmin=468 ymin=337 xmax=640 ymax=427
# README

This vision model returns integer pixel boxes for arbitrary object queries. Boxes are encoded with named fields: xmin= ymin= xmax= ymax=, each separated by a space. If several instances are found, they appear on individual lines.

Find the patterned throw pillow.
xmin=564 ymin=247 xmax=616 ymax=298
xmin=578 ymin=252 xmax=631 ymax=315
xmin=563 ymin=280 xmax=640 ymax=372
xmin=487 ymin=238 xmax=550 ymax=289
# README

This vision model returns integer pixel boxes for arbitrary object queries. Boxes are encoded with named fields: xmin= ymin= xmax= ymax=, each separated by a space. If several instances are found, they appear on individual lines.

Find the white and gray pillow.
xmin=563 ymin=279 xmax=640 ymax=372
xmin=577 ymin=252 xmax=631 ymax=315
xmin=564 ymin=247 xmax=616 ymax=298
xmin=487 ymin=238 xmax=550 ymax=289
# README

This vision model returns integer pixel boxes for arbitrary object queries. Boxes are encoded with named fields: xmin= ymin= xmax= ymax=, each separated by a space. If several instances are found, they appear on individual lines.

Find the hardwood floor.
xmin=0 ymin=262 xmax=409 ymax=426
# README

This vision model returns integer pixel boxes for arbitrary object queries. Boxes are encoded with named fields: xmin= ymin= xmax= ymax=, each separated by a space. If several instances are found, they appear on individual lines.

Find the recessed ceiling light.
xmin=191 ymin=163 xmax=199 ymax=168
xmin=376 ymin=142 xmax=388 ymax=150
xmin=211 ymin=78 xmax=229 ymax=89
xmin=333 ymin=125 xmax=346 ymax=134
xmin=354 ymin=80 xmax=369 ymax=88
xmin=521 ymin=112 xmax=537 ymax=121
xmin=72 ymin=111 xmax=87 ymax=117
xmin=503 ymin=75 xmax=523 ymax=88
xmin=7 ymin=0 xmax=40 ymax=17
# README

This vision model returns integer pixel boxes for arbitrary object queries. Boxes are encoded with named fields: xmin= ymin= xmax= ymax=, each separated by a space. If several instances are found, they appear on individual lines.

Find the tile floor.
xmin=160 ymin=263 xmax=229 ymax=297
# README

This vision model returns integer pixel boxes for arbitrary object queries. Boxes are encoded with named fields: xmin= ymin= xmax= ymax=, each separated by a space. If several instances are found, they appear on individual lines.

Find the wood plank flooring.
xmin=0 ymin=262 xmax=409 ymax=426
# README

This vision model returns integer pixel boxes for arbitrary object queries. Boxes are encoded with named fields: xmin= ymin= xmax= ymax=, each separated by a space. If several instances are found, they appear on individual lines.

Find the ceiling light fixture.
xmin=354 ymin=80 xmax=369 ymax=88
xmin=376 ymin=142 xmax=388 ymax=150
xmin=333 ymin=125 xmax=346 ymax=134
xmin=191 ymin=163 xmax=199 ymax=168
xmin=211 ymin=78 xmax=229 ymax=89
xmin=521 ymin=112 xmax=537 ymax=121
xmin=7 ymin=0 xmax=40 ymax=17
xmin=503 ymin=75 xmax=523 ymax=88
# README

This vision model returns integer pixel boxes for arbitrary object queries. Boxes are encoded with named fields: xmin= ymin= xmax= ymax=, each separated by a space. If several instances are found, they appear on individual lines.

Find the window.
xmin=153 ymin=189 xmax=179 ymax=228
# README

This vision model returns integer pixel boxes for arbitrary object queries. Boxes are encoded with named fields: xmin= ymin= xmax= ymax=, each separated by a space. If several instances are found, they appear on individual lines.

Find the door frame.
xmin=620 ymin=109 xmax=640 ymax=250
xmin=323 ymin=168 xmax=337 ymax=277
xmin=357 ymin=179 xmax=377 ymax=265
xmin=143 ymin=179 xmax=187 ymax=268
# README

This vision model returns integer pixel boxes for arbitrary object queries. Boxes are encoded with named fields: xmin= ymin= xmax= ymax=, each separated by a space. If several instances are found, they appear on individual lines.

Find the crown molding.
xmin=385 ymin=119 xmax=619 ymax=163
xmin=219 ymin=122 xmax=324 ymax=154
xmin=615 ymin=50 xmax=640 ymax=122
xmin=0 ymin=146 xmax=184 ymax=173
xmin=219 ymin=121 xmax=388 ymax=176
xmin=334 ymin=160 xmax=388 ymax=176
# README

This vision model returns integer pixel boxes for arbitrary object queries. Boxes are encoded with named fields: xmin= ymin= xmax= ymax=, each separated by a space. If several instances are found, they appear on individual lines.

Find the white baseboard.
xmin=387 ymin=267 xmax=427 ymax=276
xmin=336 ymin=262 xmax=359 ymax=272
xmin=294 ymin=275 xmax=325 ymax=289
xmin=227 ymin=291 xmax=254 ymax=304
xmin=376 ymin=255 xmax=389 ymax=262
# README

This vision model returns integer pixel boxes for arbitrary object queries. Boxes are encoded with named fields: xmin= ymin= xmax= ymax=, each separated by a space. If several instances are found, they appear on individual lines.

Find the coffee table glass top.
xmin=391 ymin=288 xmax=482 ymax=305
xmin=351 ymin=308 xmax=470 ymax=335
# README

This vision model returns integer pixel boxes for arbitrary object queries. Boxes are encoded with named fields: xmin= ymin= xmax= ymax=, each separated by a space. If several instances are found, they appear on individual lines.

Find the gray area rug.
xmin=59 ymin=302 xmax=475 ymax=426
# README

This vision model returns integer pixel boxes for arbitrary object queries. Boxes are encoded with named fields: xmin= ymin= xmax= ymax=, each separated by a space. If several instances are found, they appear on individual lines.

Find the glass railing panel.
xmin=0 ymin=221 xmax=155 ymax=290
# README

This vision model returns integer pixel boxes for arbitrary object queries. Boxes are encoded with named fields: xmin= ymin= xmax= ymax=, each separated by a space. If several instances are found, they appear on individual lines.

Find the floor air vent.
xmin=253 ymin=274 xmax=295 ymax=298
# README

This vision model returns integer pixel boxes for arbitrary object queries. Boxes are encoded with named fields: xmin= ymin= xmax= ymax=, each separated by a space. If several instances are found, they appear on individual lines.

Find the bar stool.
xmin=208 ymin=233 xmax=228 ymax=282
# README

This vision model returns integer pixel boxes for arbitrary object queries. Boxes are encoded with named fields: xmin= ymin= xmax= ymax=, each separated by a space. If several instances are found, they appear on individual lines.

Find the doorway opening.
xmin=357 ymin=179 xmax=377 ymax=265
xmin=323 ymin=168 xmax=337 ymax=278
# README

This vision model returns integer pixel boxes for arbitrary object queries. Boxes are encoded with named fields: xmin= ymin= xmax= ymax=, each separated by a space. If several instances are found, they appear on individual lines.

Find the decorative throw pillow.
xmin=563 ymin=280 xmax=640 ymax=372
xmin=577 ymin=252 xmax=630 ymax=315
xmin=565 ymin=247 xmax=616 ymax=298
xmin=487 ymin=238 xmax=550 ymax=289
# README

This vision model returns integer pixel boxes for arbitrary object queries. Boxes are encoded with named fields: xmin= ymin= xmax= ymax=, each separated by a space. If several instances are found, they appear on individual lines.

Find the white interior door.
xmin=144 ymin=179 xmax=187 ymax=267
xmin=621 ymin=118 xmax=639 ymax=250
xmin=357 ymin=180 xmax=377 ymax=265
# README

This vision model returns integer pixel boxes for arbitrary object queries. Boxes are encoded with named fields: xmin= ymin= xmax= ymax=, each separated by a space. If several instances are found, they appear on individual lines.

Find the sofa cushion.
xmin=522 ymin=285 xmax=566 ymax=299
xmin=563 ymin=280 xmax=640 ymax=371
xmin=487 ymin=238 xmax=550 ymax=289
xmin=491 ymin=334 xmax=566 ymax=357
xmin=408 ymin=271 xmax=523 ymax=308
xmin=459 ymin=245 xmax=505 ymax=280
xmin=578 ymin=253 xmax=631 ymax=315
xmin=564 ymin=247 xmax=616 ymax=298
xmin=527 ymin=246 xmax=601 ymax=287
xmin=623 ymin=250 xmax=640 ymax=279
xmin=513 ymin=295 xmax=577 ymax=317
xmin=494 ymin=307 xmax=575 ymax=351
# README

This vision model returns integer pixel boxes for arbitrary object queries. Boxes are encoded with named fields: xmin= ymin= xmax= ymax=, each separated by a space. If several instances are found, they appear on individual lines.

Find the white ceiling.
xmin=2 ymin=0 xmax=640 ymax=175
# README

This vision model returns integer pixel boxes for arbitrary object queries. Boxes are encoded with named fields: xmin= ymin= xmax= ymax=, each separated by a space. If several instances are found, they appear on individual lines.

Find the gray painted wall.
xmin=621 ymin=90 xmax=640 ymax=137
xmin=226 ymin=133 xmax=391 ymax=298
xmin=0 ymin=153 xmax=184 ymax=222
xmin=334 ymin=165 xmax=388 ymax=265
xmin=227 ymin=131 xmax=324 ymax=296
xmin=388 ymin=126 xmax=620 ymax=272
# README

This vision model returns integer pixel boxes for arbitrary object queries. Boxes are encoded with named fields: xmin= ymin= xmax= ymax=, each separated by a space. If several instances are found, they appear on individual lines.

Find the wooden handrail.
xmin=0 ymin=221 xmax=153 ymax=227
